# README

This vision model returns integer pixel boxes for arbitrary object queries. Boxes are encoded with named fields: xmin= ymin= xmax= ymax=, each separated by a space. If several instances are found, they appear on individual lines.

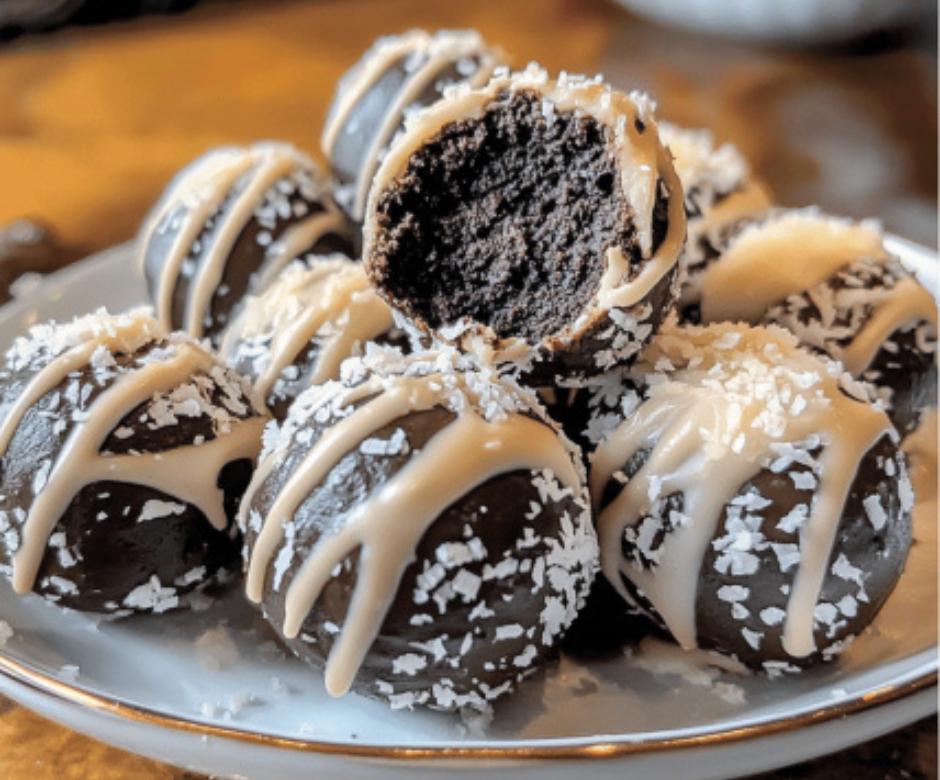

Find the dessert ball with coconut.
xmin=240 ymin=347 xmax=598 ymax=710
xmin=219 ymin=255 xmax=410 ymax=420
xmin=364 ymin=66 xmax=686 ymax=386
xmin=0 ymin=310 xmax=268 ymax=615
xmin=140 ymin=141 xmax=355 ymax=343
xmin=589 ymin=322 xmax=913 ymax=670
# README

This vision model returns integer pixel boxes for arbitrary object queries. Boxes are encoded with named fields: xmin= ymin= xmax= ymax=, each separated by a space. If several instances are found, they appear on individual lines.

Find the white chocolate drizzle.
xmin=242 ymin=359 xmax=586 ymax=696
xmin=697 ymin=209 xmax=938 ymax=380
xmin=699 ymin=211 xmax=889 ymax=324
xmin=694 ymin=181 xmax=771 ymax=246
xmin=322 ymin=29 xmax=501 ymax=222
xmin=591 ymin=324 xmax=891 ymax=658
xmin=839 ymin=275 xmax=938 ymax=374
xmin=138 ymin=142 xmax=344 ymax=337
xmin=365 ymin=64 xmax=686 ymax=367
xmin=0 ymin=314 xmax=266 ymax=594
xmin=251 ymin=210 xmax=351 ymax=294
xmin=220 ymin=257 xmax=396 ymax=402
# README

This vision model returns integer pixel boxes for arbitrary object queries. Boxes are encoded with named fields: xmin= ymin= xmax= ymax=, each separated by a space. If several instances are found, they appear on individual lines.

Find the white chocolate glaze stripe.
xmin=185 ymin=147 xmax=301 ymax=336
xmin=840 ymin=276 xmax=938 ymax=375
xmin=149 ymin=150 xmax=257 ymax=330
xmin=253 ymin=271 xmax=373 ymax=397
xmin=306 ymin=291 xmax=395 ymax=385
xmin=245 ymin=379 xmax=420 ymax=602
xmin=0 ymin=317 xmax=158 ymax=458
xmin=782 ymin=399 xmax=888 ymax=656
xmin=252 ymin=211 xmax=350 ymax=293
xmin=322 ymin=30 xmax=431 ymax=157
xmin=12 ymin=344 xmax=265 ymax=593
xmin=700 ymin=214 xmax=888 ymax=324
xmin=284 ymin=410 xmax=580 ymax=696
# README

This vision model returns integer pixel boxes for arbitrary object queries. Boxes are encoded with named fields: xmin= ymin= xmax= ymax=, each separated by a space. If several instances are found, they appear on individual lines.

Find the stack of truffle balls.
xmin=0 ymin=29 xmax=935 ymax=714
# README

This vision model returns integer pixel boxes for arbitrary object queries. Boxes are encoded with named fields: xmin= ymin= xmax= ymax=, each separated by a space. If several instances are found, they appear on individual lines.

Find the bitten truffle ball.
xmin=364 ymin=65 xmax=686 ymax=385
xmin=0 ymin=310 xmax=269 ymax=615
xmin=240 ymin=347 xmax=598 ymax=710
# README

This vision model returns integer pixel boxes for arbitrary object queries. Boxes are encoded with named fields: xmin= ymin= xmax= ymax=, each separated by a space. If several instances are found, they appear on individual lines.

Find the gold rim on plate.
xmin=0 ymin=648 xmax=935 ymax=762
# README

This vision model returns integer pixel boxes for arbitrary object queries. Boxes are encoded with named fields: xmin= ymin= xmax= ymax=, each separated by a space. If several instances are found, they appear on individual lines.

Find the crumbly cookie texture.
xmin=364 ymin=65 xmax=685 ymax=385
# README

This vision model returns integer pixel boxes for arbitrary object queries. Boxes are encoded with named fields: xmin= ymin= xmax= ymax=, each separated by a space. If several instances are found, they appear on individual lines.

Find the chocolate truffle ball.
xmin=589 ymin=323 xmax=913 ymax=670
xmin=0 ymin=310 xmax=269 ymax=615
xmin=322 ymin=29 xmax=504 ymax=223
xmin=219 ymin=255 xmax=409 ymax=420
xmin=687 ymin=209 xmax=938 ymax=435
xmin=139 ymin=141 xmax=355 ymax=343
xmin=240 ymin=347 xmax=597 ymax=710
xmin=657 ymin=123 xmax=770 ymax=311
xmin=364 ymin=66 xmax=686 ymax=386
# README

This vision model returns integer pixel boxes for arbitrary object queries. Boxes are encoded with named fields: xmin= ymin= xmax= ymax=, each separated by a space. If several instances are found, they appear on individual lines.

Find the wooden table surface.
xmin=0 ymin=1 xmax=936 ymax=778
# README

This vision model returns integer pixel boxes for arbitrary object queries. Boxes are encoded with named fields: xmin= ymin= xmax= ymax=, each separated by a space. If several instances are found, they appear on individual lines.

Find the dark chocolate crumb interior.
xmin=373 ymin=89 xmax=638 ymax=341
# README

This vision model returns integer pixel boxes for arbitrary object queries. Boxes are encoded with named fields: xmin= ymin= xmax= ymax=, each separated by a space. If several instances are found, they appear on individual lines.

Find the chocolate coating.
xmin=0 ymin=312 xmax=267 ymax=614
xmin=241 ymin=349 xmax=597 ymax=710
xmin=765 ymin=253 xmax=937 ymax=436
xmin=607 ymin=436 xmax=912 ymax=668
xmin=140 ymin=142 xmax=355 ymax=343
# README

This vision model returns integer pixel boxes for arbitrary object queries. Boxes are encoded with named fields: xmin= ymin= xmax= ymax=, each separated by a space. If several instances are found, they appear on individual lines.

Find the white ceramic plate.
xmin=0 ymin=242 xmax=936 ymax=780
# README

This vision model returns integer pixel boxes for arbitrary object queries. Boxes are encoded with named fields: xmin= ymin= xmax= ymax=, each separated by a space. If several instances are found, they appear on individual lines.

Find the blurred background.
xmin=0 ymin=0 xmax=936 ymax=275
xmin=0 ymin=1 xmax=937 ymax=778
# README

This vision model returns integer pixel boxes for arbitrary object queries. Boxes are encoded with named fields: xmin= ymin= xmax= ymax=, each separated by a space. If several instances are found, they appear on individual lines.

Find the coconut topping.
xmin=241 ymin=347 xmax=595 ymax=698
xmin=0 ymin=310 xmax=267 ymax=595
xmin=591 ymin=323 xmax=894 ymax=658
xmin=220 ymin=256 xmax=396 ymax=410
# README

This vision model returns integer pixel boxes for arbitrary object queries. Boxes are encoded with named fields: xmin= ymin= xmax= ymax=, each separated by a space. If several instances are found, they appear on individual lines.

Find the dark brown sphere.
xmin=140 ymin=141 xmax=355 ymax=344
xmin=241 ymin=348 xmax=598 ymax=710
xmin=0 ymin=311 xmax=268 ymax=615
